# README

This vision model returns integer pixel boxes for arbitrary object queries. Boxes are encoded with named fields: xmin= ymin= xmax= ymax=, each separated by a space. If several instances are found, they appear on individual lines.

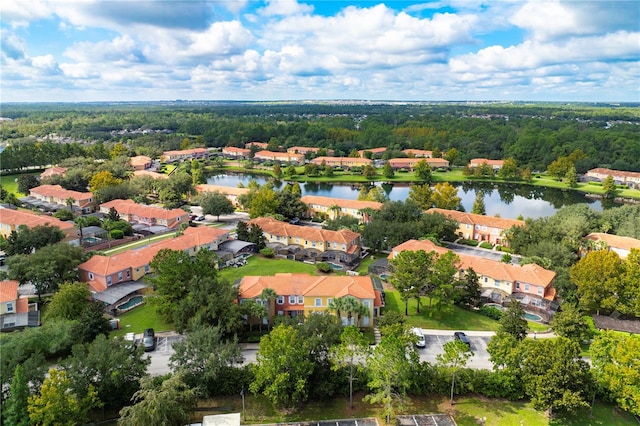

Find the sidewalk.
xmin=421 ymin=328 xmax=555 ymax=339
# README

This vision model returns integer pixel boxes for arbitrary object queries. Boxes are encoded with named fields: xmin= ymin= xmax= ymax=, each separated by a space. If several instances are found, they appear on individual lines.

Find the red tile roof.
xmin=0 ymin=208 xmax=76 ymax=234
xmin=470 ymin=158 xmax=504 ymax=167
xmin=249 ymin=217 xmax=360 ymax=244
xmin=30 ymin=184 xmax=93 ymax=203
xmin=301 ymin=195 xmax=382 ymax=211
xmin=402 ymin=149 xmax=433 ymax=157
xmin=0 ymin=280 xmax=19 ymax=303
xmin=587 ymin=168 xmax=640 ymax=180
xmin=585 ymin=233 xmax=640 ymax=252
xmin=195 ymin=184 xmax=249 ymax=196
xmin=132 ymin=170 xmax=168 ymax=179
xmin=427 ymin=208 xmax=524 ymax=230
xmin=99 ymin=199 xmax=188 ymax=224
xmin=40 ymin=167 xmax=68 ymax=178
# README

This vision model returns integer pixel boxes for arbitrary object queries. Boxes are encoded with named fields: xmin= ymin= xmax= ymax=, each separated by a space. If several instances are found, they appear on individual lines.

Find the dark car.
xmin=142 ymin=328 xmax=156 ymax=352
xmin=453 ymin=331 xmax=471 ymax=349
xmin=289 ymin=217 xmax=300 ymax=225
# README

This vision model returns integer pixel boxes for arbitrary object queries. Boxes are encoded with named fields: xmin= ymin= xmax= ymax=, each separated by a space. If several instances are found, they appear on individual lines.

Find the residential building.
xmin=160 ymin=148 xmax=209 ymax=163
xmin=132 ymin=169 xmax=168 ymax=180
xmin=310 ymin=157 xmax=372 ymax=168
xmin=130 ymin=155 xmax=152 ymax=171
xmin=238 ymin=273 xmax=382 ymax=326
xmin=78 ymin=226 xmax=230 ymax=297
xmin=583 ymin=233 xmax=640 ymax=259
xmin=244 ymin=142 xmax=269 ymax=150
xmin=254 ymin=150 xmax=305 ymax=164
xmin=222 ymin=147 xmax=251 ymax=158
xmin=390 ymin=239 xmax=556 ymax=307
xmin=426 ymin=208 xmax=524 ymax=246
xmin=301 ymin=195 xmax=382 ymax=223
xmin=402 ymin=149 xmax=433 ymax=158
xmin=0 ymin=207 xmax=78 ymax=244
xmin=388 ymin=158 xmax=449 ymax=170
xmin=286 ymin=146 xmax=334 ymax=156
xmin=1 ymin=280 xmax=39 ymax=330
xmin=195 ymin=184 xmax=249 ymax=207
xmin=469 ymin=158 xmax=505 ymax=171
xmin=248 ymin=216 xmax=362 ymax=264
xmin=27 ymin=184 xmax=95 ymax=213
xmin=358 ymin=147 xmax=387 ymax=158
xmin=585 ymin=168 xmax=640 ymax=189
xmin=99 ymin=199 xmax=189 ymax=230
xmin=40 ymin=166 xmax=67 ymax=179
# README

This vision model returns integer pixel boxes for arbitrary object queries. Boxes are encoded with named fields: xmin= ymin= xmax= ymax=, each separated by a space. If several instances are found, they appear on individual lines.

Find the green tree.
xmin=110 ymin=141 xmax=129 ymax=159
xmin=437 ymin=339 xmax=473 ymax=405
xmin=363 ymin=164 xmax=377 ymax=180
xmin=260 ymin=287 xmax=278 ymax=329
xmin=430 ymin=250 xmax=462 ymax=311
xmin=248 ymin=186 xmax=278 ymax=218
xmin=89 ymin=170 xmax=122 ymax=192
xmin=236 ymin=221 xmax=249 ymax=241
xmin=16 ymin=174 xmax=39 ymax=194
xmin=118 ymin=373 xmax=198 ymax=426
xmin=242 ymin=299 xmax=267 ymax=332
xmin=602 ymin=175 xmax=618 ymax=198
xmin=550 ymin=303 xmax=591 ymax=343
xmin=382 ymin=161 xmax=394 ymax=178
xmin=499 ymin=302 xmax=528 ymax=341
xmin=522 ymin=337 xmax=592 ymax=416
xmin=28 ymin=369 xmax=101 ymax=426
xmin=44 ymin=282 xmax=91 ymax=321
xmin=170 ymin=326 xmax=242 ymax=396
xmin=431 ymin=182 xmax=461 ymax=210
xmin=248 ymin=223 xmax=266 ymax=249
xmin=285 ymin=164 xmax=297 ymax=177
xmin=455 ymin=267 xmax=481 ymax=308
xmin=250 ymin=324 xmax=314 ymax=408
xmin=4 ymin=364 xmax=30 ymax=426
xmin=3 ymin=224 xmax=65 ymax=256
xmin=200 ymin=191 xmax=235 ymax=221
xmin=330 ymin=326 xmax=370 ymax=409
xmin=565 ymin=165 xmax=578 ymax=187
xmin=273 ymin=163 xmax=283 ymax=179
xmin=414 ymin=159 xmax=432 ymax=182
xmin=471 ymin=191 xmax=486 ymax=215
xmin=498 ymin=158 xmax=518 ymax=180
xmin=408 ymin=184 xmax=432 ymax=210
xmin=389 ymin=250 xmax=434 ymax=315
xmin=570 ymin=250 xmax=624 ymax=314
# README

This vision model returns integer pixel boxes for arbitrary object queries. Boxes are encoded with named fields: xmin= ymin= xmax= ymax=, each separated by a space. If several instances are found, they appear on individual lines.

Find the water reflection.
xmin=206 ymin=173 xmax=613 ymax=219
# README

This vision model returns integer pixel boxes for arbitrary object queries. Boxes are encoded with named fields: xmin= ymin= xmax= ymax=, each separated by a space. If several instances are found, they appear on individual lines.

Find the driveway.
xmin=418 ymin=333 xmax=493 ymax=369
xmin=443 ymin=242 xmax=521 ymax=265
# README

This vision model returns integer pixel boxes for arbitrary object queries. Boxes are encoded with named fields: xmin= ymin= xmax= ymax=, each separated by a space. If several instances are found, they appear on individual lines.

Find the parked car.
xmin=412 ymin=327 xmax=426 ymax=348
xmin=195 ymin=215 xmax=205 ymax=221
xmin=453 ymin=331 xmax=471 ymax=350
xmin=142 ymin=328 xmax=156 ymax=352
xmin=289 ymin=217 xmax=300 ymax=225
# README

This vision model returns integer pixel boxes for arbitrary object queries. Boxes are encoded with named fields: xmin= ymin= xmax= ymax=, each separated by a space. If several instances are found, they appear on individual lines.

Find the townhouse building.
xmin=40 ymin=166 xmax=67 ymax=179
xmin=78 ymin=227 xmax=229 ymax=302
xmin=26 ymin=184 xmax=95 ymax=213
xmin=99 ymin=199 xmax=189 ymax=230
xmin=583 ymin=233 xmax=640 ymax=259
xmin=248 ymin=217 xmax=362 ymax=264
xmin=402 ymin=149 xmax=433 ymax=158
xmin=286 ymin=146 xmax=334 ymax=156
xmin=238 ymin=273 xmax=382 ymax=326
xmin=253 ymin=150 xmax=305 ymax=164
xmin=160 ymin=148 xmax=209 ymax=163
xmin=244 ymin=142 xmax=269 ymax=150
xmin=388 ymin=157 xmax=450 ymax=170
xmin=358 ymin=147 xmax=387 ymax=158
xmin=195 ymin=184 xmax=249 ymax=207
xmin=1 ymin=280 xmax=39 ymax=330
xmin=222 ymin=147 xmax=251 ymax=158
xmin=301 ymin=195 xmax=382 ymax=223
xmin=0 ymin=207 xmax=78 ymax=244
xmin=586 ymin=168 xmax=640 ymax=189
xmin=469 ymin=158 xmax=505 ymax=171
xmin=310 ymin=156 xmax=372 ymax=168
xmin=130 ymin=155 xmax=152 ymax=171
xmin=426 ymin=208 xmax=524 ymax=246
xmin=132 ymin=169 xmax=168 ymax=180
xmin=390 ymin=239 xmax=556 ymax=308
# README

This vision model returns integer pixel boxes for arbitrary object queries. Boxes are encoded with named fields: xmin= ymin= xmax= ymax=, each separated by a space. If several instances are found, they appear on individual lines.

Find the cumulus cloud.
xmin=257 ymin=0 xmax=314 ymax=17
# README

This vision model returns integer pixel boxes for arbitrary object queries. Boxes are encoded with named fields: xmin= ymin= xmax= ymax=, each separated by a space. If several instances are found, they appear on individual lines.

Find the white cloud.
xmin=1 ymin=0 xmax=52 ymax=27
xmin=257 ymin=0 xmax=314 ymax=17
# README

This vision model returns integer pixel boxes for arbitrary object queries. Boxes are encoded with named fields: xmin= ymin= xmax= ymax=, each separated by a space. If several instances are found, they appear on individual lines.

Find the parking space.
xmin=418 ymin=333 xmax=493 ymax=369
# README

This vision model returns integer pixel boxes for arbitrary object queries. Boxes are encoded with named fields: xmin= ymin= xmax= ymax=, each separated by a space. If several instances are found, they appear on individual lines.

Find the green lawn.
xmin=354 ymin=254 xmax=375 ymax=275
xmin=110 ymin=297 xmax=173 ymax=337
xmin=384 ymin=289 xmax=501 ymax=331
xmin=219 ymin=255 xmax=319 ymax=283
xmin=0 ymin=172 xmax=40 ymax=195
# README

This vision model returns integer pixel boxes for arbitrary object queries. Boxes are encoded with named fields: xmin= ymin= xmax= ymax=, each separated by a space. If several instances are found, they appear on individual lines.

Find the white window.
xmin=118 ymin=272 xmax=123 ymax=281
xmin=538 ymin=287 xmax=543 ymax=295
xmin=333 ymin=243 xmax=337 ymax=249
xmin=327 ymin=298 xmax=333 ymax=307
xmin=482 ymin=226 xmax=487 ymax=231
xmin=145 ymin=265 xmax=150 ymax=273
xmin=107 ymin=276 xmax=112 ymax=286
xmin=516 ymin=282 xmax=520 ymax=289
xmin=363 ymin=300 xmax=370 ymax=307
xmin=342 ymin=244 xmax=346 ymax=250
xmin=88 ymin=272 xmax=94 ymax=280
xmin=484 ymin=277 xmax=488 ymax=283
xmin=475 ymin=224 xmax=480 ymax=230
xmin=126 ymin=270 xmax=130 ymax=278
xmin=6 ymin=302 xmax=14 ymax=313
xmin=525 ymin=284 xmax=530 ymax=291
xmin=315 ymin=298 xmax=322 ymax=307
xmin=276 ymin=296 xmax=284 ymax=305
xmin=312 ymin=241 xmax=316 ymax=247
xmin=277 ymin=311 xmax=284 ymax=316
xmin=289 ymin=296 xmax=296 ymax=304
xmin=297 ymin=296 xmax=304 ymax=304
xmin=495 ymin=280 xmax=500 ymax=287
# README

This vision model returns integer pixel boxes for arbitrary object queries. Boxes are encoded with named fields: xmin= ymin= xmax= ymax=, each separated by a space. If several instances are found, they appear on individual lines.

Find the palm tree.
xmin=329 ymin=204 xmax=341 ymax=220
xmin=65 ymin=197 xmax=76 ymax=212
xmin=74 ymin=216 xmax=88 ymax=246
xmin=260 ymin=288 xmax=278 ymax=330
xmin=328 ymin=297 xmax=346 ymax=324
xmin=341 ymin=296 xmax=365 ymax=326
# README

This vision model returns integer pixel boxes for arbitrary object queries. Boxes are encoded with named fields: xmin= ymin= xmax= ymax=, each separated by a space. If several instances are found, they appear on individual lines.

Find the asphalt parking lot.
xmin=418 ymin=333 xmax=493 ymax=369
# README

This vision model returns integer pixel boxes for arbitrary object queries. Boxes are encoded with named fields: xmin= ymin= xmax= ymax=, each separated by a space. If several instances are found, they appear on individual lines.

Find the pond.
xmin=207 ymin=173 xmax=616 ymax=219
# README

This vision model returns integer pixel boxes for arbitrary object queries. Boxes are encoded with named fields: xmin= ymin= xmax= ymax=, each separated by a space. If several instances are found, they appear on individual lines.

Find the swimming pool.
xmin=327 ymin=262 xmax=343 ymax=271
xmin=483 ymin=303 xmax=543 ymax=322
xmin=117 ymin=295 xmax=144 ymax=311
xmin=83 ymin=236 xmax=102 ymax=244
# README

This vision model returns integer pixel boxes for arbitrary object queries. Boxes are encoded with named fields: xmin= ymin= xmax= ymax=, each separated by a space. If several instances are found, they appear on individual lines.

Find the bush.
xmin=376 ymin=311 xmax=405 ymax=328
xmin=259 ymin=247 xmax=274 ymax=258
xmin=53 ymin=209 xmax=74 ymax=221
xmin=479 ymin=305 xmax=503 ymax=320
xmin=316 ymin=262 xmax=332 ymax=273
xmin=479 ymin=241 xmax=493 ymax=249
xmin=461 ymin=239 xmax=479 ymax=246
xmin=110 ymin=229 xmax=124 ymax=239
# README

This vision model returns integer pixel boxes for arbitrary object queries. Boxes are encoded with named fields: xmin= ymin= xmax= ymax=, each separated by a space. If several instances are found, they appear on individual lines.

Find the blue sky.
xmin=1 ymin=0 xmax=639 ymax=102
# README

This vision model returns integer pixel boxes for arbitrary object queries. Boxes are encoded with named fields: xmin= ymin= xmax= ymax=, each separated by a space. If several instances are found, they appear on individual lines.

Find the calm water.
xmin=206 ymin=173 xmax=610 ymax=219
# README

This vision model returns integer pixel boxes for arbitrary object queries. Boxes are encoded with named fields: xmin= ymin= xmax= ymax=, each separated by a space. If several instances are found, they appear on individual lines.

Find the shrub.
xmin=479 ymin=305 xmax=502 ymax=320
xmin=376 ymin=311 xmax=405 ymax=328
xmin=461 ymin=239 xmax=479 ymax=246
xmin=316 ymin=262 xmax=332 ymax=273
xmin=53 ymin=209 xmax=74 ymax=221
xmin=479 ymin=242 xmax=493 ymax=249
xmin=259 ymin=247 xmax=274 ymax=258
xmin=110 ymin=229 xmax=124 ymax=239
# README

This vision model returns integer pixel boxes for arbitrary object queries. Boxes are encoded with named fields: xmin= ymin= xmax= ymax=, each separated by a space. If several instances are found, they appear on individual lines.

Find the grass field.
xmin=219 ymin=255 xmax=319 ymax=283
xmin=110 ymin=294 xmax=173 ymax=337
xmin=0 ymin=172 xmax=39 ymax=195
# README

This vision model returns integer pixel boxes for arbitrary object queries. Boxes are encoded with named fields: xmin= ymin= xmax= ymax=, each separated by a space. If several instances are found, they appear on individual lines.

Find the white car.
xmin=412 ymin=327 xmax=426 ymax=348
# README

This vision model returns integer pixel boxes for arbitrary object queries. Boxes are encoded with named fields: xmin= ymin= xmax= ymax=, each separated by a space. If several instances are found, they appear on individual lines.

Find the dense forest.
xmin=1 ymin=102 xmax=639 ymax=173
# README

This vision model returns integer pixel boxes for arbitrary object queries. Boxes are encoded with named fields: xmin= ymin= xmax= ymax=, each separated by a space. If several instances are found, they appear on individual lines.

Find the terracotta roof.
xmin=470 ymin=158 xmax=504 ymax=166
xmin=132 ymin=170 xmax=168 ymax=179
xmin=30 ymin=184 xmax=93 ymax=202
xmin=311 ymin=157 xmax=372 ymax=165
xmin=254 ymin=150 xmax=304 ymax=162
xmin=585 ymin=233 xmax=640 ymax=252
xmin=195 ymin=184 xmax=249 ymax=196
xmin=388 ymin=158 xmax=450 ymax=167
xmin=244 ymin=142 xmax=269 ymax=149
xmin=587 ymin=168 xmax=640 ymax=179
xmin=301 ymin=195 xmax=382 ymax=211
xmin=402 ymin=149 xmax=432 ymax=157
xmin=40 ymin=166 xmax=67 ymax=178
xmin=163 ymin=148 xmax=208 ymax=156
xmin=130 ymin=155 xmax=152 ymax=166
xmin=249 ymin=217 xmax=360 ymax=244
xmin=0 ymin=280 xmax=19 ymax=303
xmin=426 ymin=208 xmax=524 ymax=230
xmin=99 ymin=199 xmax=188 ymax=223
xmin=390 ymin=239 xmax=556 ymax=288
xmin=223 ymin=147 xmax=251 ymax=155
xmin=239 ymin=273 xmax=375 ymax=301
xmin=359 ymin=147 xmax=387 ymax=156
xmin=0 ymin=208 xmax=76 ymax=233
xmin=79 ymin=226 xmax=229 ymax=277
